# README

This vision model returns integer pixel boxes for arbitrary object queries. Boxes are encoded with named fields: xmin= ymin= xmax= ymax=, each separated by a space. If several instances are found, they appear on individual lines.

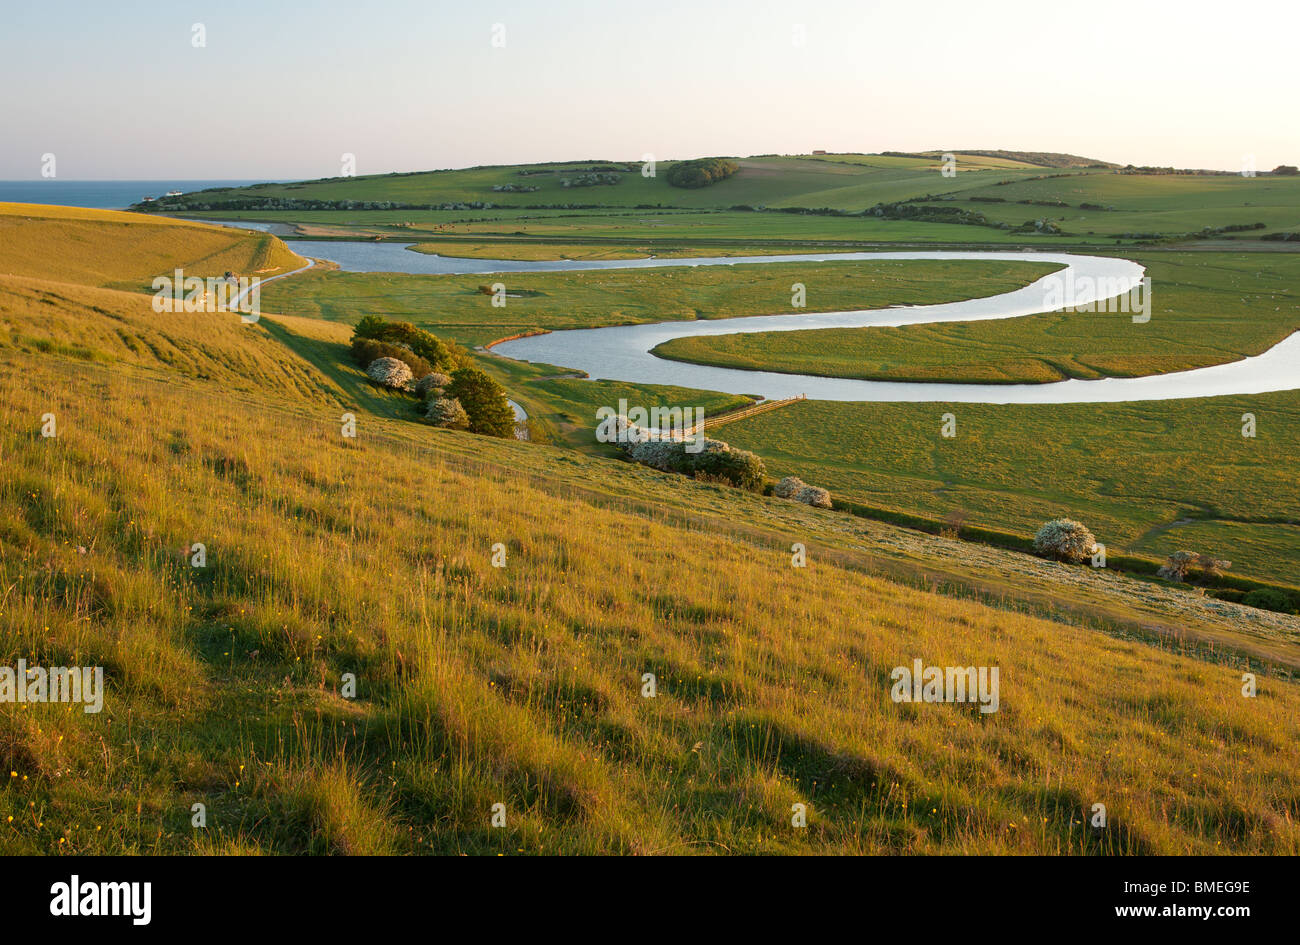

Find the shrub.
xmin=446 ymin=367 xmax=515 ymax=438
xmin=626 ymin=436 xmax=689 ymax=472
xmin=351 ymin=337 xmax=432 ymax=378
xmin=1192 ymin=553 xmax=1231 ymax=580
xmin=666 ymin=158 xmax=739 ymax=189
xmin=352 ymin=316 xmax=460 ymax=372
xmin=774 ymin=476 xmax=805 ymax=498
xmin=365 ymin=357 xmax=413 ymax=390
xmin=793 ymin=485 xmax=832 ymax=509
xmin=1241 ymin=588 xmax=1298 ymax=614
xmin=1032 ymin=519 xmax=1097 ymax=563
xmin=1158 ymin=550 xmax=1231 ymax=583
xmin=415 ymin=372 xmax=452 ymax=399
xmin=1157 ymin=550 xmax=1196 ymax=582
xmin=688 ymin=441 xmax=767 ymax=491
xmin=425 ymin=396 xmax=470 ymax=430
xmin=620 ymin=423 xmax=766 ymax=491
xmin=773 ymin=475 xmax=831 ymax=507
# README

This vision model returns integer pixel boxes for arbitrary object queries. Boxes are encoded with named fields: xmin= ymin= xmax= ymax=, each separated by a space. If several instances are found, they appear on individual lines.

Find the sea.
xmin=0 ymin=180 xmax=280 ymax=211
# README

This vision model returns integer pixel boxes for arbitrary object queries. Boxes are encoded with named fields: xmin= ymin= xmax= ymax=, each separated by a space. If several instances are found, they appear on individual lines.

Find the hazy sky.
xmin=2 ymin=0 xmax=1296 ymax=179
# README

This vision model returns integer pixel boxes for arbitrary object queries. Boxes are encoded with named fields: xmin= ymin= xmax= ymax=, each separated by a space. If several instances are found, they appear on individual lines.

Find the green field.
xmin=717 ymin=394 xmax=1300 ymax=588
xmin=262 ymin=258 xmax=1062 ymax=348
xmin=936 ymin=173 xmax=1300 ymax=238
xmin=653 ymin=252 xmax=1300 ymax=383
xmin=188 ymin=207 xmax=1071 ymax=248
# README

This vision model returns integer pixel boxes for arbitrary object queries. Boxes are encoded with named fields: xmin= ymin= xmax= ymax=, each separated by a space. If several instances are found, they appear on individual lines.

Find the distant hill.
xmin=127 ymin=152 xmax=1109 ymax=216
xmin=885 ymin=150 xmax=1119 ymax=169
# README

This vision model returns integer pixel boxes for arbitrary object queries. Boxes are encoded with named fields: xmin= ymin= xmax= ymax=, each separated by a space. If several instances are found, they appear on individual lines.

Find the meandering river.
xmin=253 ymin=235 xmax=1299 ymax=404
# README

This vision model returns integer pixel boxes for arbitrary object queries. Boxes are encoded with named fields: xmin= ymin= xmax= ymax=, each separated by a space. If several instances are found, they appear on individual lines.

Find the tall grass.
xmin=1 ymin=211 xmax=1297 ymax=855
xmin=2 ymin=346 xmax=1298 ymax=854
xmin=0 ymin=203 xmax=304 ymax=289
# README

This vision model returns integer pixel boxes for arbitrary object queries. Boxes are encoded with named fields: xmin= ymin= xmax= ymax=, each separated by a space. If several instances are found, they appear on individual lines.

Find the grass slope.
xmin=3 ymin=340 xmax=1299 ymax=854
xmin=0 ymin=203 xmax=304 ymax=291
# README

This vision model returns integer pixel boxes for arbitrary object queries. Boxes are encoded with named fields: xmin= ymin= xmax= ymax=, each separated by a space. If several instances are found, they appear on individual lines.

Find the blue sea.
xmin=0 ymin=180 xmax=281 ymax=210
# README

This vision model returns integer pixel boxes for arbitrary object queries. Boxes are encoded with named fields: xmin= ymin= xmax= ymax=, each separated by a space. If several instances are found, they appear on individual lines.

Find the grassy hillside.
xmin=653 ymin=251 xmax=1300 ymax=383
xmin=0 ymin=274 xmax=342 ymax=401
xmin=4 ymin=314 xmax=1299 ymax=854
xmin=136 ymin=154 xmax=1059 ymax=214
xmin=0 ymin=203 xmax=305 ymax=291
xmin=931 ymin=173 xmax=1300 ymax=239
xmin=141 ymin=153 xmax=1300 ymax=249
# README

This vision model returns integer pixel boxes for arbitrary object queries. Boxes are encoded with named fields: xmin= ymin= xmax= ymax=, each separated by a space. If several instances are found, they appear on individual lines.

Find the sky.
xmin=1 ymin=0 xmax=1296 ymax=179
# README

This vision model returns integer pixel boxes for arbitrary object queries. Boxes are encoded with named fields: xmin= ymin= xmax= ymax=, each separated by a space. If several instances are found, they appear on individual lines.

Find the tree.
xmin=1032 ymin=519 xmax=1097 ymax=563
xmin=425 ymin=396 xmax=470 ymax=430
xmin=365 ymin=357 xmax=413 ymax=390
xmin=1157 ymin=550 xmax=1196 ymax=582
xmin=354 ymin=315 xmax=389 ymax=339
xmin=447 ymin=367 xmax=515 ymax=438
xmin=666 ymin=158 xmax=739 ymax=189
xmin=351 ymin=337 xmax=432 ymax=377
xmin=1157 ymin=550 xmax=1231 ymax=583
xmin=350 ymin=316 xmax=461 ymax=373
xmin=686 ymin=443 xmax=766 ymax=491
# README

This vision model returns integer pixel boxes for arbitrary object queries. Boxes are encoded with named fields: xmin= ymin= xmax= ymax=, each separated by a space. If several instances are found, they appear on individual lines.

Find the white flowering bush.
xmin=415 ymin=372 xmax=452 ymax=399
xmin=793 ymin=485 xmax=832 ymax=509
xmin=366 ymin=356 xmax=413 ymax=391
xmin=616 ymin=420 xmax=764 ymax=490
xmin=426 ymin=395 xmax=470 ymax=430
xmin=772 ymin=475 xmax=832 ymax=508
xmin=1032 ymin=519 xmax=1097 ymax=563
xmin=1158 ymin=550 xmax=1231 ymax=583
xmin=774 ymin=476 xmax=805 ymax=498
